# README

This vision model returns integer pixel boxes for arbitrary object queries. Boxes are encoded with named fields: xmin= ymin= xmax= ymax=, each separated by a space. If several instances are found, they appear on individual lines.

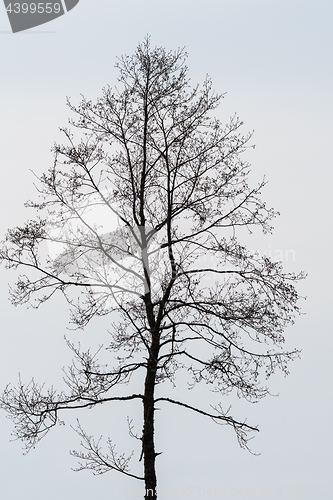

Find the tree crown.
xmin=0 ymin=38 xmax=305 ymax=468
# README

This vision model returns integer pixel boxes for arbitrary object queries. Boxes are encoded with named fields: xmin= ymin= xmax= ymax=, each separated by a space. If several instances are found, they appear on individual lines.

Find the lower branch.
xmin=0 ymin=377 xmax=143 ymax=452
xmin=154 ymin=397 xmax=259 ymax=452
xmin=70 ymin=420 xmax=144 ymax=480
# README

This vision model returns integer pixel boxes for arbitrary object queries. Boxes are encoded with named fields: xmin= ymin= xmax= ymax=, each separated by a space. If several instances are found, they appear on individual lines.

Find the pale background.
xmin=0 ymin=1 xmax=332 ymax=498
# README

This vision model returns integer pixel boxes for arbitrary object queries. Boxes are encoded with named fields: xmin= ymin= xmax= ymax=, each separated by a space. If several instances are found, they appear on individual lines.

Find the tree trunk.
xmin=142 ymin=333 xmax=159 ymax=500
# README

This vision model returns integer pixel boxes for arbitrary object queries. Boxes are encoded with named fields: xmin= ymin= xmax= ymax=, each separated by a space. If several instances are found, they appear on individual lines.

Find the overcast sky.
xmin=0 ymin=1 xmax=332 ymax=499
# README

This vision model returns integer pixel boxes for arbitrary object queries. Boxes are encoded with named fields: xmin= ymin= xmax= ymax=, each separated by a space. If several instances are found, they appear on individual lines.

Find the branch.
xmin=70 ymin=420 xmax=144 ymax=480
xmin=0 ymin=377 xmax=143 ymax=453
xmin=154 ymin=397 xmax=259 ymax=452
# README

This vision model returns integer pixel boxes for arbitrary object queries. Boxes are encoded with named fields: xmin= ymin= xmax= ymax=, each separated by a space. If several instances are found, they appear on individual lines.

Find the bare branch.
xmin=70 ymin=420 xmax=144 ymax=479
xmin=154 ymin=397 xmax=259 ymax=452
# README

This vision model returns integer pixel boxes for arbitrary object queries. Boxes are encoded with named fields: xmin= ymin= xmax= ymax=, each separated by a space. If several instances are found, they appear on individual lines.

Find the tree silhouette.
xmin=0 ymin=37 xmax=304 ymax=500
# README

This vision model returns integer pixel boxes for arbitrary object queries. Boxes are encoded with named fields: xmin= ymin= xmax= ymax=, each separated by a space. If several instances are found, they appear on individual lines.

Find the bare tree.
xmin=0 ymin=37 xmax=304 ymax=500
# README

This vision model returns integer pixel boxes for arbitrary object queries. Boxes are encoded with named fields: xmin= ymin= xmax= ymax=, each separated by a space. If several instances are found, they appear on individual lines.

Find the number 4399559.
xmin=6 ymin=3 xmax=62 ymax=14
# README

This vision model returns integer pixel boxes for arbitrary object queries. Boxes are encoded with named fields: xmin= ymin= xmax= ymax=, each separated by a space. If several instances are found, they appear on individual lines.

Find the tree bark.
xmin=142 ymin=331 xmax=160 ymax=500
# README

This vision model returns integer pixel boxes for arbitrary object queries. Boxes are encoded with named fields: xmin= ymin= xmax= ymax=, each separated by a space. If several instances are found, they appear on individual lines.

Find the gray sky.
xmin=0 ymin=1 xmax=332 ymax=499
